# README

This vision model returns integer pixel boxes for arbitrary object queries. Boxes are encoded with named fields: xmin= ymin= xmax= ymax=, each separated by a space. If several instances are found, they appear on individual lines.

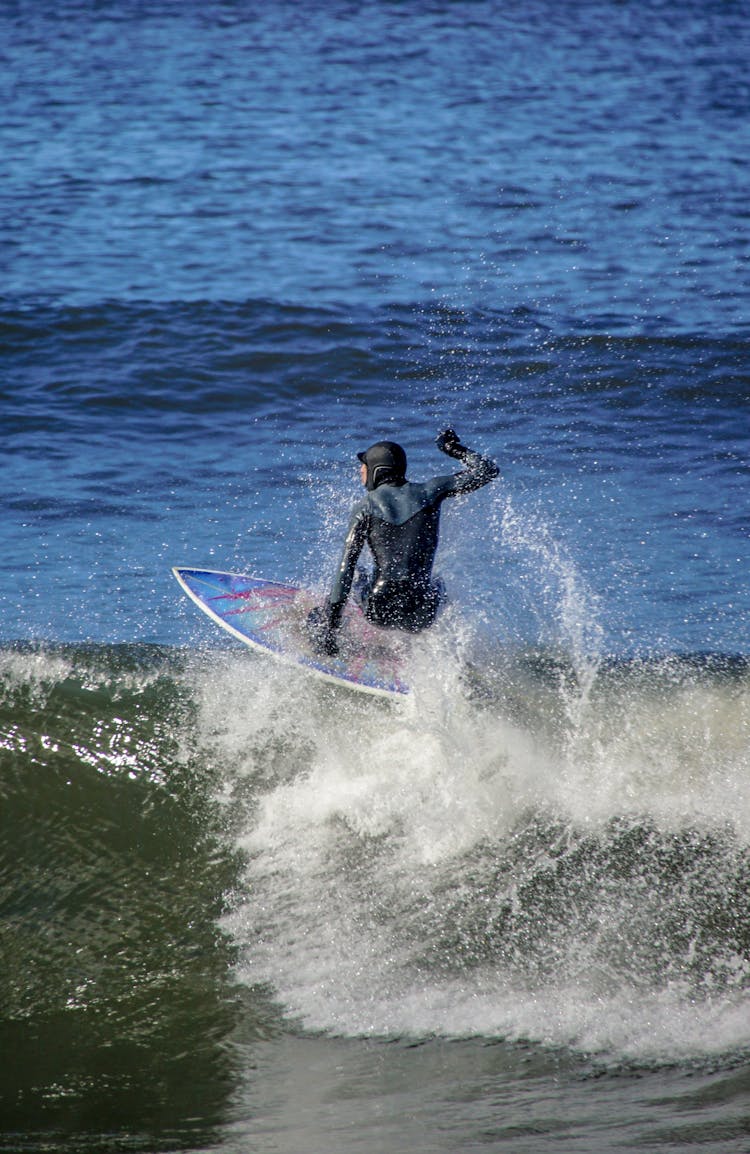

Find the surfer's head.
xmin=357 ymin=441 xmax=407 ymax=490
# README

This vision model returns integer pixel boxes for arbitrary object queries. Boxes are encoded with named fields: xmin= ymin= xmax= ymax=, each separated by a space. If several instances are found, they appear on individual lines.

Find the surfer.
xmin=307 ymin=429 xmax=499 ymax=656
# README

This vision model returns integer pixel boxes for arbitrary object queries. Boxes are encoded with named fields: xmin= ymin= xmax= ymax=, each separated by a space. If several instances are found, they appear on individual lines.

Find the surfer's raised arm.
xmin=306 ymin=430 xmax=499 ymax=658
xmin=433 ymin=427 xmax=500 ymax=494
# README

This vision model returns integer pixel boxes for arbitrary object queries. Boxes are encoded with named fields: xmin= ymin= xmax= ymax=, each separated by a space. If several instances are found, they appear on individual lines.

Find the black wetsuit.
xmin=327 ymin=444 xmax=499 ymax=633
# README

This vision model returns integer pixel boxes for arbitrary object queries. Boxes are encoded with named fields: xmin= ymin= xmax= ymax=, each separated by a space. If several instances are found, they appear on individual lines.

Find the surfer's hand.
xmin=306 ymin=606 xmax=339 ymax=657
xmin=436 ymin=428 xmax=468 ymax=460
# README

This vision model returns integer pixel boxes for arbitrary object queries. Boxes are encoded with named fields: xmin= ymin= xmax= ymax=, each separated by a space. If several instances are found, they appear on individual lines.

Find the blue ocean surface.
xmin=2 ymin=2 xmax=750 ymax=1152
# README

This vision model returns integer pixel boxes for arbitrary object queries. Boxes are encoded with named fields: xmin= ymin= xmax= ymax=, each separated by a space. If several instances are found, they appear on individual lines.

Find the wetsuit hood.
xmin=357 ymin=440 xmax=407 ymax=490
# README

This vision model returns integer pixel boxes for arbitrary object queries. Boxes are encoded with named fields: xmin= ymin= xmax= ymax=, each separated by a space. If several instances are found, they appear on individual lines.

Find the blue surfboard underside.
xmin=173 ymin=567 xmax=408 ymax=698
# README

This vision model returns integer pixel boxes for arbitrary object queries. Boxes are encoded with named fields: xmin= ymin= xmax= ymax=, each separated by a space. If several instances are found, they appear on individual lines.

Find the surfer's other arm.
xmin=307 ymin=508 xmax=368 ymax=656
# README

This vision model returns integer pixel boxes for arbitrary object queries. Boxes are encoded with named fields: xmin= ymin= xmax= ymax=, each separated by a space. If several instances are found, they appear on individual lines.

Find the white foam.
xmin=193 ymin=499 xmax=750 ymax=1063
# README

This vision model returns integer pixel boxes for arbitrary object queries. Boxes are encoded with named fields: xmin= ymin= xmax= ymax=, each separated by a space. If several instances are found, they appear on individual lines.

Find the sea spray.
xmin=491 ymin=491 xmax=605 ymax=735
xmin=205 ymin=522 xmax=750 ymax=1060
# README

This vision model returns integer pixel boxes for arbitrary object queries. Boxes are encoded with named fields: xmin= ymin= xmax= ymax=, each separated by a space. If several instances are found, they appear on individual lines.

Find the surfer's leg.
xmin=352 ymin=565 xmax=372 ymax=608
xmin=400 ymin=579 xmax=446 ymax=631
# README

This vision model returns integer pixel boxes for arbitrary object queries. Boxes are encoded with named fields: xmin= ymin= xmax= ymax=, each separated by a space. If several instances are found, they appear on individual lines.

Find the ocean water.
xmin=2 ymin=1 xmax=750 ymax=1151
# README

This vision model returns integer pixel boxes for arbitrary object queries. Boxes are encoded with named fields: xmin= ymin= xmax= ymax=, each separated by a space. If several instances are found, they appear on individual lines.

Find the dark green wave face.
xmin=0 ymin=645 xmax=271 ymax=1148
xmin=3 ymin=641 xmax=750 ymax=1152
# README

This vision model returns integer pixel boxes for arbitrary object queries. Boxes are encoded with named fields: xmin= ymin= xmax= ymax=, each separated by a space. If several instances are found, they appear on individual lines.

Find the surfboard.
xmin=172 ymin=567 xmax=409 ymax=699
